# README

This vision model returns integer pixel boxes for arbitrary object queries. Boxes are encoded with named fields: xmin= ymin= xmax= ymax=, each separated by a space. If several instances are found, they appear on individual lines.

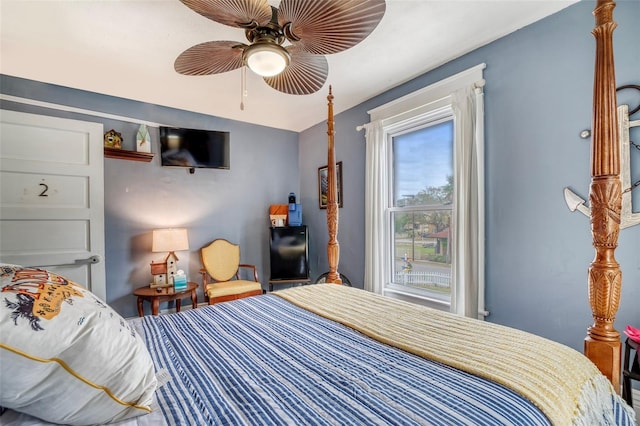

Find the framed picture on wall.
xmin=318 ymin=161 xmax=343 ymax=209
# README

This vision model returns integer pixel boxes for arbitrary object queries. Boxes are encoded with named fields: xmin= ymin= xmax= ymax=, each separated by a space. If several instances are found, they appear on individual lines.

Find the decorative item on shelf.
xmin=173 ymin=270 xmax=188 ymax=291
xmin=150 ymin=228 xmax=189 ymax=288
xmin=318 ymin=161 xmax=343 ymax=209
xmin=136 ymin=124 xmax=152 ymax=153
xmin=103 ymin=129 xmax=123 ymax=149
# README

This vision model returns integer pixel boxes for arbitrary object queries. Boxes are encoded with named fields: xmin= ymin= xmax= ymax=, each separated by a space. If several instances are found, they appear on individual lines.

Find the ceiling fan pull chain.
xmin=240 ymin=66 xmax=247 ymax=111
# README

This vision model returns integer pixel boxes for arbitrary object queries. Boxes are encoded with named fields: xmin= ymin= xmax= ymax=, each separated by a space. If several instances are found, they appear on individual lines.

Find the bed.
xmin=0 ymin=1 xmax=636 ymax=425
xmin=0 ymin=279 xmax=635 ymax=426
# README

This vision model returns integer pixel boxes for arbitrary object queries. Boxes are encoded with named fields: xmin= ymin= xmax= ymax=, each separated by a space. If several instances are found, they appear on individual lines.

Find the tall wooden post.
xmin=326 ymin=87 xmax=342 ymax=284
xmin=584 ymin=0 xmax=621 ymax=391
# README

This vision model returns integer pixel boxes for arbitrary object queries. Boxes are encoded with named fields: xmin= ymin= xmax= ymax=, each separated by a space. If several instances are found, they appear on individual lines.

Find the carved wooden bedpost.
xmin=326 ymin=87 xmax=342 ymax=284
xmin=584 ymin=0 xmax=621 ymax=391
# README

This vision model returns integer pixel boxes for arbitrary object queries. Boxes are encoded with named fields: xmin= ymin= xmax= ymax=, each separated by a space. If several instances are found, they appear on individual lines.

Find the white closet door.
xmin=0 ymin=109 xmax=106 ymax=301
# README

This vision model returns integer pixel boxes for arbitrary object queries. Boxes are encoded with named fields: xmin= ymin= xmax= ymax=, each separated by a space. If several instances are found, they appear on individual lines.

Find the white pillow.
xmin=0 ymin=265 xmax=157 ymax=425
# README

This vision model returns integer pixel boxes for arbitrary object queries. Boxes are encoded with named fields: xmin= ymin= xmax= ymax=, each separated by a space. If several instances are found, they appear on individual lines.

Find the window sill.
xmin=384 ymin=286 xmax=450 ymax=311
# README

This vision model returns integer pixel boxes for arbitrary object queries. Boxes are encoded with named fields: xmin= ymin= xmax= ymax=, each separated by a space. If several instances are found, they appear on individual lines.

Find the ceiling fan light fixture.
xmin=244 ymin=43 xmax=290 ymax=77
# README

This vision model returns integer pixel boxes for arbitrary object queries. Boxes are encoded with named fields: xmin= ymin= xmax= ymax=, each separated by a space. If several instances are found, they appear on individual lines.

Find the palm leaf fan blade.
xmin=180 ymin=0 xmax=272 ymax=28
xmin=265 ymin=47 xmax=328 ymax=94
xmin=175 ymin=41 xmax=246 ymax=75
xmin=278 ymin=0 xmax=385 ymax=54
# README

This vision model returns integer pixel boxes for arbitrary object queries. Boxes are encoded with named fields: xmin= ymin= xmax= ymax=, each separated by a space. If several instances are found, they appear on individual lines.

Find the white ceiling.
xmin=0 ymin=0 xmax=577 ymax=132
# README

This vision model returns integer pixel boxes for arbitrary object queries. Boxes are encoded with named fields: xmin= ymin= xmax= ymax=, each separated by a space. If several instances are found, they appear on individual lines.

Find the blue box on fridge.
xmin=288 ymin=204 xmax=302 ymax=226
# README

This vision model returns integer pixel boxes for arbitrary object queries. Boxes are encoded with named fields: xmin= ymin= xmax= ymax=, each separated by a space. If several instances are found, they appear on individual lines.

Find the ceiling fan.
xmin=174 ymin=0 xmax=386 ymax=95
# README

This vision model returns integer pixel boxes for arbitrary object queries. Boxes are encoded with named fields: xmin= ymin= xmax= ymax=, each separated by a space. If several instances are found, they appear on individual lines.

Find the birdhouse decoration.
xmin=150 ymin=228 xmax=190 ymax=288
xmin=150 ymin=260 xmax=169 ymax=289
xmin=165 ymin=252 xmax=179 ymax=285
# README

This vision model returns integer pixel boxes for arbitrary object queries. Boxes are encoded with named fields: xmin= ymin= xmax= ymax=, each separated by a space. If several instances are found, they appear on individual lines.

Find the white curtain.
xmin=450 ymin=84 xmax=485 ymax=319
xmin=362 ymin=77 xmax=485 ymax=318
xmin=363 ymin=120 xmax=386 ymax=294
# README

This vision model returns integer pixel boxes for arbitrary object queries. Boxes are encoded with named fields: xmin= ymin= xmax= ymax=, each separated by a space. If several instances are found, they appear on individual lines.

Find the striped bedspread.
xmin=275 ymin=285 xmax=636 ymax=425
xmin=131 ymin=289 xmax=624 ymax=426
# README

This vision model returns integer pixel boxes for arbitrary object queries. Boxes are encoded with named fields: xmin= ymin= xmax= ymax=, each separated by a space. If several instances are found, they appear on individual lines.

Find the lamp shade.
xmin=244 ymin=43 xmax=290 ymax=77
xmin=152 ymin=228 xmax=189 ymax=253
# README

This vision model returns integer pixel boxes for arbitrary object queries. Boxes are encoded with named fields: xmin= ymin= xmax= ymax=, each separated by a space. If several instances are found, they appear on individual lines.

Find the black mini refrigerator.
xmin=269 ymin=226 xmax=309 ymax=282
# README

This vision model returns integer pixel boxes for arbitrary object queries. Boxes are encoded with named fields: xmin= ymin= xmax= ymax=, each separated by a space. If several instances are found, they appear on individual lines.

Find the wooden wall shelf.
xmin=104 ymin=147 xmax=154 ymax=162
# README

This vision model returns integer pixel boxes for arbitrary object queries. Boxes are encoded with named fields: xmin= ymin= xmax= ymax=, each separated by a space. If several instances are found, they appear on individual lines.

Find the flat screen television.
xmin=159 ymin=126 xmax=230 ymax=170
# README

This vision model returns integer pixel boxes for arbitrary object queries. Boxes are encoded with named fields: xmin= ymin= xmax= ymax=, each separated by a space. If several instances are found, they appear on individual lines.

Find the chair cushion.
xmin=206 ymin=280 xmax=263 ymax=298
xmin=0 ymin=265 xmax=157 ymax=425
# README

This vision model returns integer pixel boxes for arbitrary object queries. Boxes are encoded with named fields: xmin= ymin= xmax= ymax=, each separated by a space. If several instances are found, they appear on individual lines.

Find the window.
xmin=388 ymin=117 xmax=454 ymax=304
xmin=362 ymin=64 xmax=486 ymax=319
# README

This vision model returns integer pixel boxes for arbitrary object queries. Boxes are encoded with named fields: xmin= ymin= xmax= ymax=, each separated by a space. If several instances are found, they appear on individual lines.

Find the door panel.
xmin=1 ymin=171 xmax=89 ymax=209
xmin=0 ymin=121 xmax=90 ymax=164
xmin=0 ymin=110 xmax=106 ymax=301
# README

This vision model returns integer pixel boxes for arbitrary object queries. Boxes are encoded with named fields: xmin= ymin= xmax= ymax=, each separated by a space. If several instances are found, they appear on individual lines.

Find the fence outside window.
xmin=393 ymin=271 xmax=451 ymax=290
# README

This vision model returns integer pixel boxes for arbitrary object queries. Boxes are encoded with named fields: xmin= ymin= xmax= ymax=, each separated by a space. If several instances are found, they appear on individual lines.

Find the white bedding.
xmin=0 ymin=311 xmax=166 ymax=426
xmin=0 ymin=409 xmax=165 ymax=426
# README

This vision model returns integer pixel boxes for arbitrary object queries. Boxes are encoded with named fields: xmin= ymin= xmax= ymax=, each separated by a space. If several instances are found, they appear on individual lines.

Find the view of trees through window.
xmin=390 ymin=119 xmax=453 ymax=300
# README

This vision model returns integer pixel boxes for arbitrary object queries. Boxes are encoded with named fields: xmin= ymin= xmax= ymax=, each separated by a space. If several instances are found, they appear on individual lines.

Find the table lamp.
xmin=151 ymin=228 xmax=189 ymax=287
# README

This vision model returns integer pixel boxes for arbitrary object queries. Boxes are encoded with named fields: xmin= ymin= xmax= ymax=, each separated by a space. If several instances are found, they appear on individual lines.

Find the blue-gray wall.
xmin=0 ymin=1 xmax=637 ymax=353
xmin=300 ymin=0 xmax=639 ymax=352
xmin=0 ymin=81 xmax=298 ymax=317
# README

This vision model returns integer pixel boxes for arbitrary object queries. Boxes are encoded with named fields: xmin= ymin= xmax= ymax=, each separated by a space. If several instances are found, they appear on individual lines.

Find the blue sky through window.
xmin=393 ymin=120 xmax=453 ymax=203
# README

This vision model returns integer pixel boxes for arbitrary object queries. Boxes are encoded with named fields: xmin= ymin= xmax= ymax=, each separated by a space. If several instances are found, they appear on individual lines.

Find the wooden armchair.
xmin=199 ymin=239 xmax=263 ymax=304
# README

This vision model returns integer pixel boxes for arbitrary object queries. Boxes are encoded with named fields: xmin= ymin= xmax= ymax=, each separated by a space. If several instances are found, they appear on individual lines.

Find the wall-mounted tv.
xmin=159 ymin=126 xmax=230 ymax=170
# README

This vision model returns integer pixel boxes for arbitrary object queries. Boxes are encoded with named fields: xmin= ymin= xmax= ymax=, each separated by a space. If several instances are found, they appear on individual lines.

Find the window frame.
xmin=363 ymin=63 xmax=486 ymax=317
xmin=384 ymin=108 xmax=455 ymax=304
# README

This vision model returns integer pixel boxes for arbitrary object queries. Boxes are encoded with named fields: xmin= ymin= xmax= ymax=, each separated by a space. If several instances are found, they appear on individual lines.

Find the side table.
xmin=133 ymin=282 xmax=198 ymax=317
